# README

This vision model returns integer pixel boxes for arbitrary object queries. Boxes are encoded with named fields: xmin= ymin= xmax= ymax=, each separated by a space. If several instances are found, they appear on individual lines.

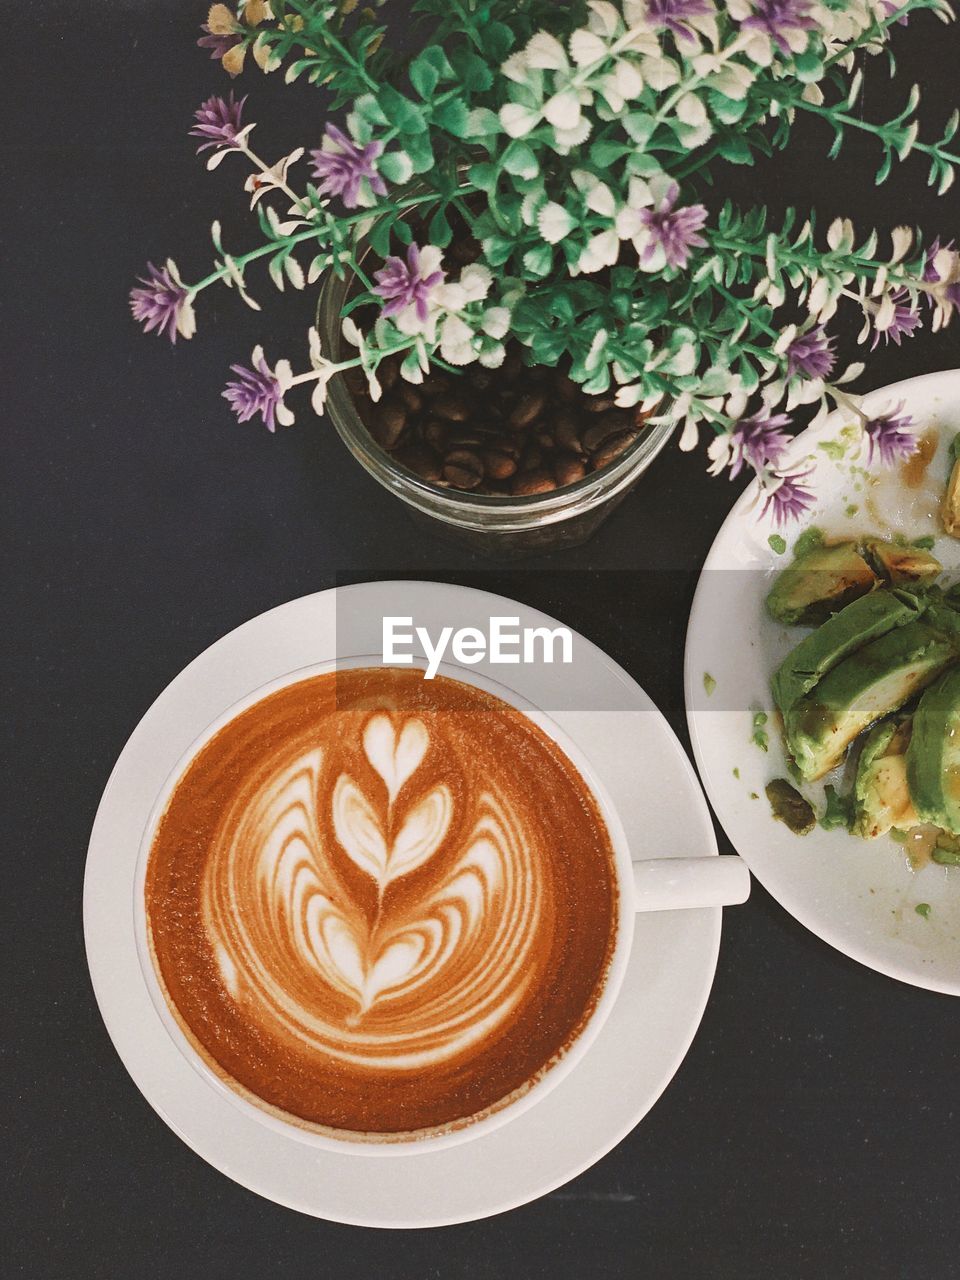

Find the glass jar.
xmin=318 ymin=266 xmax=675 ymax=557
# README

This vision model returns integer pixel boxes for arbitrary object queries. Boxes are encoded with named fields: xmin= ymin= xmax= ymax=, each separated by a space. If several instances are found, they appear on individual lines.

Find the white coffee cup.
xmin=134 ymin=658 xmax=749 ymax=1157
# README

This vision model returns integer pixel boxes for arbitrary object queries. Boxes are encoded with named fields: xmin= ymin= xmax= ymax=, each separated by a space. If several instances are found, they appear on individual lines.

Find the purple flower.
xmin=727 ymin=410 xmax=793 ymax=479
xmin=309 ymin=124 xmax=387 ymax=209
xmin=863 ymin=404 xmax=917 ymax=467
xmin=761 ymin=471 xmax=816 ymax=526
xmin=129 ymin=260 xmax=195 ymax=343
xmin=924 ymin=238 xmax=960 ymax=313
xmin=740 ymin=0 xmax=816 ymax=55
xmin=784 ymin=325 xmax=836 ymax=381
xmin=197 ymin=26 xmax=242 ymax=61
xmin=372 ymin=243 xmax=445 ymax=325
xmin=636 ymin=182 xmax=708 ymax=271
xmin=880 ymin=0 xmax=910 ymax=24
xmin=222 ymin=346 xmax=294 ymax=432
xmin=871 ymin=288 xmax=922 ymax=349
xmin=190 ymin=92 xmax=247 ymax=154
xmin=646 ymin=0 xmax=714 ymax=41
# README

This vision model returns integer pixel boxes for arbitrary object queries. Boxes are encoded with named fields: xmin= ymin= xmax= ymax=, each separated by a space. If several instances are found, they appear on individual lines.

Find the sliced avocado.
xmin=784 ymin=620 xmax=958 ymax=781
xmin=766 ymin=541 xmax=878 ymax=626
xmin=772 ymin=590 xmax=922 ymax=716
xmin=943 ymin=453 xmax=960 ymax=539
xmin=852 ymin=719 xmax=918 ymax=839
xmin=905 ymin=666 xmax=960 ymax=833
xmin=862 ymin=539 xmax=942 ymax=586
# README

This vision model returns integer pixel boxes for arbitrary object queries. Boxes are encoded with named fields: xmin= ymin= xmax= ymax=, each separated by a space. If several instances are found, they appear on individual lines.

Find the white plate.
xmin=686 ymin=370 xmax=960 ymax=996
xmin=85 ymin=581 xmax=722 ymax=1226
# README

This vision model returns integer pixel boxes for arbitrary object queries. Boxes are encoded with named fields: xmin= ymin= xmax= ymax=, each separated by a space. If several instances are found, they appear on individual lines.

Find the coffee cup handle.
xmin=631 ymin=856 xmax=750 ymax=913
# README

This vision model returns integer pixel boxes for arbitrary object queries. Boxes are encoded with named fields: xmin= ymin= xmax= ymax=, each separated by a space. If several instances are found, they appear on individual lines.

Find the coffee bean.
xmin=552 ymin=374 xmax=581 ymax=402
xmin=467 ymin=367 xmax=494 ymax=392
xmin=519 ymin=444 xmax=542 ymax=472
xmin=554 ymin=453 xmax=587 ymax=487
xmin=433 ymin=393 xmax=471 ymax=423
xmin=447 ymin=426 xmax=486 ymax=448
xmin=512 ymin=469 xmax=557 ymax=496
xmin=393 ymin=443 xmax=441 ymax=483
xmin=398 ymin=383 xmax=423 ymax=414
xmin=370 ymin=397 xmax=407 ymax=449
xmin=590 ymin=430 xmax=638 ymax=470
xmin=500 ymin=350 xmax=523 ymax=382
xmin=582 ymin=412 xmax=632 ymax=453
xmin=378 ymin=356 xmax=400 ymax=392
xmin=442 ymin=449 xmax=484 ymax=490
xmin=584 ymin=395 xmax=618 ymax=415
xmin=509 ymin=391 xmax=547 ymax=430
xmin=423 ymin=370 xmax=454 ymax=398
xmin=481 ymin=448 xmax=518 ymax=481
xmin=536 ymin=429 xmax=554 ymax=450
xmin=422 ymin=419 xmax=449 ymax=451
xmin=491 ymin=436 xmax=520 ymax=459
xmin=345 ymin=368 xmax=369 ymax=400
xmin=554 ymin=411 xmax=585 ymax=455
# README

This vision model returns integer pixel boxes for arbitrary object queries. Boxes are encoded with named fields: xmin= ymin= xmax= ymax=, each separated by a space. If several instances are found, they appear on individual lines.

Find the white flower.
xmin=576 ymin=229 xmax=621 ymax=274
xmin=481 ymin=307 xmax=511 ymax=340
xmin=538 ymin=202 xmax=577 ymax=244
xmin=243 ymin=148 xmax=304 ymax=208
xmin=569 ymin=28 xmax=608 ymax=66
xmin=440 ymin=314 xmax=478 ymax=365
xmin=500 ymin=103 xmax=542 ymax=137
xmin=526 ymin=32 xmax=569 ymax=69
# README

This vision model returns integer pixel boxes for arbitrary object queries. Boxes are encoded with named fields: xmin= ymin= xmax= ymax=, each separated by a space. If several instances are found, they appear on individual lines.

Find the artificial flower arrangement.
xmin=131 ymin=0 xmax=960 ymax=523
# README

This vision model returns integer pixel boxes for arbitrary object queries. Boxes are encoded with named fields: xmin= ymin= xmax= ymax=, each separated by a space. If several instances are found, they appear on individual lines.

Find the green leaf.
xmin=353 ymin=93 xmax=389 ymax=127
xmin=378 ymin=150 xmax=413 ymax=185
xmin=450 ymin=47 xmax=494 ymax=93
xmin=409 ymin=47 xmax=454 ymax=98
xmin=369 ymin=214 xmax=395 ymax=257
xmin=404 ymin=131 xmax=435 ymax=174
xmin=623 ymin=112 xmax=656 ymax=146
xmin=589 ymin=138 xmax=633 ymax=167
xmin=469 ymin=161 xmax=499 ymax=192
xmin=465 ymin=107 xmax=501 ymax=139
xmin=792 ymin=49 xmax=824 ymax=83
xmin=434 ymin=98 xmax=471 ymax=139
xmin=523 ymin=243 xmax=553 ymax=277
xmin=710 ymin=93 xmax=748 ymax=126
xmin=428 ymin=205 xmax=452 ymax=248
xmin=716 ymin=134 xmax=755 ymax=165
xmin=480 ymin=21 xmax=514 ymax=61
xmin=501 ymin=140 xmax=539 ymax=179
xmin=482 ymin=236 xmax=515 ymax=267
xmin=377 ymin=85 xmax=427 ymax=135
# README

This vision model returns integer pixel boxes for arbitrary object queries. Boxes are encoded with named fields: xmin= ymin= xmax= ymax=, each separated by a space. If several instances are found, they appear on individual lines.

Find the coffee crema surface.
xmin=145 ymin=668 xmax=618 ymax=1139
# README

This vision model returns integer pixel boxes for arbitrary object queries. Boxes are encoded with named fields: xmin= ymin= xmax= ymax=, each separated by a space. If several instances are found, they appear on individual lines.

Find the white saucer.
xmin=85 ymin=582 xmax=721 ymax=1226
xmin=686 ymin=370 xmax=960 ymax=996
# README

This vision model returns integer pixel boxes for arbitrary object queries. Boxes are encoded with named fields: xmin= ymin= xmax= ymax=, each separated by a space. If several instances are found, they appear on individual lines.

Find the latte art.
xmin=146 ymin=669 xmax=618 ymax=1139
xmin=204 ymin=718 xmax=543 ymax=1067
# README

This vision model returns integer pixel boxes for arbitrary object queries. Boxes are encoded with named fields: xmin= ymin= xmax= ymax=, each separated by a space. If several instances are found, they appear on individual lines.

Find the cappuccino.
xmin=145 ymin=668 xmax=618 ymax=1141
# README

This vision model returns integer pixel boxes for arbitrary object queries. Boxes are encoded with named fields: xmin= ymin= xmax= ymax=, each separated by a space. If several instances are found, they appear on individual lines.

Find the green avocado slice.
xmin=862 ymin=539 xmax=942 ymax=586
xmin=784 ymin=620 xmax=958 ymax=781
xmin=906 ymin=666 xmax=960 ymax=833
xmin=766 ymin=542 xmax=878 ymax=626
xmin=852 ymin=719 xmax=917 ymax=839
xmin=772 ymin=590 xmax=922 ymax=716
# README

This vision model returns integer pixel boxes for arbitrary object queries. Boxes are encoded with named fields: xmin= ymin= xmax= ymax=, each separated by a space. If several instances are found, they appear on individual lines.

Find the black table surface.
xmin=5 ymin=4 xmax=960 ymax=1277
